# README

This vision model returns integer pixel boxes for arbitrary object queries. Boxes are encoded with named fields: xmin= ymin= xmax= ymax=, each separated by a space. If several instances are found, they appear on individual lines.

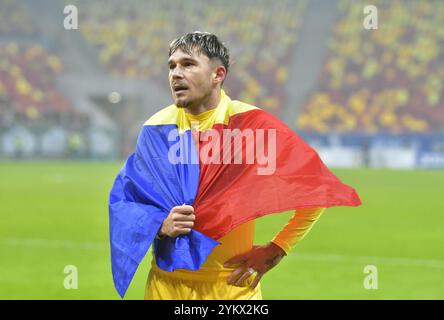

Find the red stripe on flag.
xmin=192 ymin=109 xmax=361 ymax=239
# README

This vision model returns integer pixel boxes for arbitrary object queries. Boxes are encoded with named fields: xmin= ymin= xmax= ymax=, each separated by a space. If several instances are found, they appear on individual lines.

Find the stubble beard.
xmin=174 ymin=97 xmax=189 ymax=108
xmin=173 ymin=87 xmax=212 ymax=110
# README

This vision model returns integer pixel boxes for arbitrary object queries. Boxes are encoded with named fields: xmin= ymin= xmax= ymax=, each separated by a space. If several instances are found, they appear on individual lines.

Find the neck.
xmin=185 ymin=89 xmax=221 ymax=115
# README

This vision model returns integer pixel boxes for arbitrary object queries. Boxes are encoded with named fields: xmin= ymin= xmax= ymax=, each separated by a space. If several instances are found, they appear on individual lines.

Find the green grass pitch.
xmin=0 ymin=161 xmax=443 ymax=299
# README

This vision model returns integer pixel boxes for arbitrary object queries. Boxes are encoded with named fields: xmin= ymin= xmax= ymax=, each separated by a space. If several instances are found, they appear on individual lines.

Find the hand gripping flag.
xmin=109 ymin=90 xmax=361 ymax=297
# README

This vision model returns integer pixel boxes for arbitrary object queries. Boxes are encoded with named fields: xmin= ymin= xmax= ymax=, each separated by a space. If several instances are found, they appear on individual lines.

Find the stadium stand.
xmin=73 ymin=0 xmax=307 ymax=117
xmin=298 ymin=0 xmax=444 ymax=133
xmin=1 ymin=0 xmax=443 ymax=164
xmin=0 ymin=42 xmax=84 ymax=123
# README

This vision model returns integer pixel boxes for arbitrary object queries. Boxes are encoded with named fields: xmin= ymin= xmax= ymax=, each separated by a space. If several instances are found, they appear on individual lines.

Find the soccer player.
xmin=109 ymin=31 xmax=360 ymax=300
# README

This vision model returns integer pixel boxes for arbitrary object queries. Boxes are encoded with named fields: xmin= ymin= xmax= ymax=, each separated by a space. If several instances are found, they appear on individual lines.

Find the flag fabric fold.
xmin=109 ymin=91 xmax=361 ymax=297
xmin=193 ymin=107 xmax=361 ymax=239
xmin=109 ymin=126 xmax=219 ymax=298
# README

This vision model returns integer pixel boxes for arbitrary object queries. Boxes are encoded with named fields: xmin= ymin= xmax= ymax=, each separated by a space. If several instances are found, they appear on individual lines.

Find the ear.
xmin=213 ymin=65 xmax=227 ymax=85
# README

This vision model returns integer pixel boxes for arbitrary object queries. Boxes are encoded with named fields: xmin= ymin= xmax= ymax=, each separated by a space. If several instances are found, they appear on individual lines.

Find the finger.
xmin=175 ymin=227 xmax=191 ymax=236
xmin=249 ymin=272 xmax=263 ymax=289
xmin=172 ymin=213 xmax=195 ymax=222
xmin=175 ymin=221 xmax=194 ymax=229
xmin=226 ymin=266 xmax=245 ymax=285
xmin=224 ymin=253 xmax=248 ymax=268
xmin=173 ymin=205 xmax=194 ymax=215
xmin=235 ymin=267 xmax=255 ymax=287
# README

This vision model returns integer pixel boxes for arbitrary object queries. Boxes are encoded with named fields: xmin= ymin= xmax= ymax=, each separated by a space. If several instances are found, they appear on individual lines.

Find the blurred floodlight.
xmin=108 ymin=91 xmax=121 ymax=104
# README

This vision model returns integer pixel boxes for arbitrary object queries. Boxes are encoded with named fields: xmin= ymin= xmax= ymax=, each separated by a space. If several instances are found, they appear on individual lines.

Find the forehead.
xmin=168 ymin=48 xmax=210 ymax=64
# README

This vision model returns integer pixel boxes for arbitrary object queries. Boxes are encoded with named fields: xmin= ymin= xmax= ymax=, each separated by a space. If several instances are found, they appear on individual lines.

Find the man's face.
xmin=168 ymin=49 xmax=215 ymax=109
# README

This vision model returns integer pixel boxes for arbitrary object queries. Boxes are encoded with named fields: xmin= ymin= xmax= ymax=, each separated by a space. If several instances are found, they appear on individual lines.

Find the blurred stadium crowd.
xmin=299 ymin=0 xmax=444 ymax=133
xmin=0 ymin=0 xmax=443 ymax=168
xmin=77 ymin=0 xmax=306 ymax=115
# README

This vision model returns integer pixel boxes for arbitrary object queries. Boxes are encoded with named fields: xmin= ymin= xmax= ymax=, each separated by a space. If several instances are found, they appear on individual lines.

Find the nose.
xmin=170 ymin=65 xmax=184 ymax=79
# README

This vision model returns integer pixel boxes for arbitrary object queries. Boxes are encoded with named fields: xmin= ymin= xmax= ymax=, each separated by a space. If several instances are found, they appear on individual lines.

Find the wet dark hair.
xmin=169 ymin=31 xmax=230 ymax=74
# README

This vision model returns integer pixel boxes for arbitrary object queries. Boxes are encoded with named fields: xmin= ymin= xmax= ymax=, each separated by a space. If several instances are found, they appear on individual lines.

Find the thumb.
xmin=224 ymin=252 xmax=249 ymax=268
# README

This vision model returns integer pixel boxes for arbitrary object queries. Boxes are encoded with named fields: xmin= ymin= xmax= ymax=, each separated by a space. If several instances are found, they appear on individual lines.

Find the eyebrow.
xmin=168 ymin=56 xmax=198 ymax=66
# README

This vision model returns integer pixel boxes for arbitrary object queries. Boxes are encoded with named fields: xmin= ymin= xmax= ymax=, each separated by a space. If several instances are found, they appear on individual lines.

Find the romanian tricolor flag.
xmin=109 ymin=90 xmax=361 ymax=298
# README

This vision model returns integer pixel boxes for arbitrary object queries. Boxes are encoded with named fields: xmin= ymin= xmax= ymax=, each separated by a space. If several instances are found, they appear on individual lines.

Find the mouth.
xmin=173 ymin=84 xmax=189 ymax=95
